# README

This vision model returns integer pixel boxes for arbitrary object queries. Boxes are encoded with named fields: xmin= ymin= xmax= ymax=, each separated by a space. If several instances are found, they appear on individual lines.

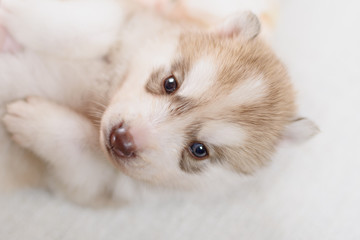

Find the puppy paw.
xmin=0 ymin=0 xmax=31 ymax=50
xmin=3 ymin=97 xmax=56 ymax=149
xmin=0 ymin=24 xmax=22 ymax=53
xmin=0 ymin=0 xmax=23 ymax=53
xmin=3 ymin=96 xmax=99 ymax=167
xmin=0 ymin=0 xmax=58 ymax=53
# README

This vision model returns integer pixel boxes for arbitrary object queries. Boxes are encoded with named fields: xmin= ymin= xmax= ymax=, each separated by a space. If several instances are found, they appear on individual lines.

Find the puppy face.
xmin=100 ymin=14 xmax=296 ymax=188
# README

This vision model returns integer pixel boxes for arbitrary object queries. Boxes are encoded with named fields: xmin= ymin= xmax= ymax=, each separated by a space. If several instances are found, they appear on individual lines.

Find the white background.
xmin=0 ymin=0 xmax=359 ymax=239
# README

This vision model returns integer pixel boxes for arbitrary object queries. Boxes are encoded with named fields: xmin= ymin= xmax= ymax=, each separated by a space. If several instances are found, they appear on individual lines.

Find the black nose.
xmin=109 ymin=123 xmax=136 ymax=158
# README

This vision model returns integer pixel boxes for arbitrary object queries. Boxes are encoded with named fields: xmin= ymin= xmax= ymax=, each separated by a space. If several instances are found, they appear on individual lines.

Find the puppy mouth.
xmin=106 ymin=144 xmax=135 ymax=162
xmin=107 ymin=144 xmax=136 ymax=160
xmin=104 ymin=142 xmax=149 ymax=177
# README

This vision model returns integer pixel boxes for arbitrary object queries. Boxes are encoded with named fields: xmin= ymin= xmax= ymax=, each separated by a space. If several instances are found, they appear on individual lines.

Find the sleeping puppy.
xmin=0 ymin=0 xmax=317 ymax=205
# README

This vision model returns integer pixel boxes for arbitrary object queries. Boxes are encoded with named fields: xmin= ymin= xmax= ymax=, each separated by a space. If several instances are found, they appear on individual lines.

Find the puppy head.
xmin=100 ymin=12 xmax=316 ymax=188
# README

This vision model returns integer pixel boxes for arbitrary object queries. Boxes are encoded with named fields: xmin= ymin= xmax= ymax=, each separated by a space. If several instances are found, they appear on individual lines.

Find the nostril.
xmin=109 ymin=123 xmax=136 ymax=158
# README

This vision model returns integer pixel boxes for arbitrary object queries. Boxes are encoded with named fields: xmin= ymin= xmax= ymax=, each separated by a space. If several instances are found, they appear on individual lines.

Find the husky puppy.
xmin=0 ymin=0 xmax=317 ymax=205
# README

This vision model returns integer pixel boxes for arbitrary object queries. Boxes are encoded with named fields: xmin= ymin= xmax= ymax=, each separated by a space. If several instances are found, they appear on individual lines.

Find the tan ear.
xmin=215 ymin=11 xmax=261 ymax=40
xmin=283 ymin=118 xmax=320 ymax=144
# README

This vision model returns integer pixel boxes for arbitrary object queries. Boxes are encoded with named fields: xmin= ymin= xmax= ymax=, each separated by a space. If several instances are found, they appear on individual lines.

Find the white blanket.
xmin=1 ymin=0 xmax=359 ymax=239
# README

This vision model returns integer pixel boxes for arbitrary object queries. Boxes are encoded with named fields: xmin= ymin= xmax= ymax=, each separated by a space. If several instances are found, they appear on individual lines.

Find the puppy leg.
xmin=0 ymin=0 xmax=126 ymax=58
xmin=2 ymin=97 xmax=116 ymax=205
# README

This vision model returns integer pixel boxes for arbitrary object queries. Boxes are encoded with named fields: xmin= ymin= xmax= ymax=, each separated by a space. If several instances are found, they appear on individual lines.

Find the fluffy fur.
xmin=0 ymin=0 xmax=316 ymax=205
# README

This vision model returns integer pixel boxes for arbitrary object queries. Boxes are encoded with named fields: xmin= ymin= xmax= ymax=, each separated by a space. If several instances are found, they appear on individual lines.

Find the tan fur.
xmin=144 ymin=33 xmax=296 ymax=174
xmin=0 ymin=0 xmax=310 ymax=204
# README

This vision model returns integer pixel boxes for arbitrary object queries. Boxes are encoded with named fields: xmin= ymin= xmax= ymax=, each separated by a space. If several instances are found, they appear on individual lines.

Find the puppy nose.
xmin=109 ymin=123 xmax=136 ymax=158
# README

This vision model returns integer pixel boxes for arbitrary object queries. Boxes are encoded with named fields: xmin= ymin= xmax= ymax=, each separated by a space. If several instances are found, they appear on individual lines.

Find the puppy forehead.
xmin=177 ymin=57 xmax=217 ymax=98
xmin=176 ymin=33 xmax=269 ymax=98
xmin=225 ymin=76 xmax=268 ymax=105
xmin=198 ymin=121 xmax=247 ymax=146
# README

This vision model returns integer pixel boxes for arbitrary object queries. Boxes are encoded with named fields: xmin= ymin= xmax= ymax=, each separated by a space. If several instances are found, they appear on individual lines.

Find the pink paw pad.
xmin=0 ymin=25 xmax=22 ymax=53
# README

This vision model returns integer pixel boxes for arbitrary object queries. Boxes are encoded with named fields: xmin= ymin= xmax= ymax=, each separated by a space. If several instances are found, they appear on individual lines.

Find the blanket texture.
xmin=1 ymin=0 xmax=359 ymax=239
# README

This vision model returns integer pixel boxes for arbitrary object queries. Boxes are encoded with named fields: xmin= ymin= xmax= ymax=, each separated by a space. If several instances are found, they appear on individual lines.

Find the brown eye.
xmin=189 ymin=142 xmax=209 ymax=160
xmin=163 ymin=75 xmax=178 ymax=94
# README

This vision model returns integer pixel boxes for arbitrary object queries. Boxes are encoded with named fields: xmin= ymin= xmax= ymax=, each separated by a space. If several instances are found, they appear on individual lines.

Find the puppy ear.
xmin=282 ymin=118 xmax=320 ymax=144
xmin=215 ymin=11 xmax=261 ymax=40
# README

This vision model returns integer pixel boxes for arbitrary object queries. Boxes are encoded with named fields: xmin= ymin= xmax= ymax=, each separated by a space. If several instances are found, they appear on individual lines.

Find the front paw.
xmin=0 ymin=24 xmax=22 ymax=53
xmin=2 ymin=97 xmax=53 ymax=149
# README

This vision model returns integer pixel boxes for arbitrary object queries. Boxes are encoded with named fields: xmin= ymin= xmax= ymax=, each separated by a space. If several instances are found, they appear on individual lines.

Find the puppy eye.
xmin=189 ymin=143 xmax=209 ymax=160
xmin=163 ymin=75 xmax=178 ymax=94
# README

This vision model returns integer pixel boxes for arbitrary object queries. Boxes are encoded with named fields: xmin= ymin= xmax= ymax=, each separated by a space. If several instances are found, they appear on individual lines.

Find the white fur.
xmin=0 ymin=0 xmax=124 ymax=58
xmin=283 ymin=118 xmax=320 ymax=143
xmin=227 ymin=76 xmax=267 ymax=105
xmin=178 ymin=57 xmax=217 ymax=98
xmin=183 ymin=0 xmax=269 ymax=17
xmin=218 ymin=11 xmax=261 ymax=39
xmin=1 ymin=0 xmax=357 ymax=239
xmin=198 ymin=121 xmax=247 ymax=146
xmin=0 ymin=0 xmax=305 ymax=198
xmin=0 ymin=0 xmax=131 ymax=199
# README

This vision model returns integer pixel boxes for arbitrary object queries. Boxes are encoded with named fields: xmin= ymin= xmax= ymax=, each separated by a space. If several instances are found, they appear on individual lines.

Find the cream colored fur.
xmin=0 ymin=0 xmax=316 ymax=205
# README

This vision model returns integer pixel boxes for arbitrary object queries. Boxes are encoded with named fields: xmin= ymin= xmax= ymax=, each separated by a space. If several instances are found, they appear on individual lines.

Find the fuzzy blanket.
xmin=1 ymin=0 xmax=359 ymax=239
